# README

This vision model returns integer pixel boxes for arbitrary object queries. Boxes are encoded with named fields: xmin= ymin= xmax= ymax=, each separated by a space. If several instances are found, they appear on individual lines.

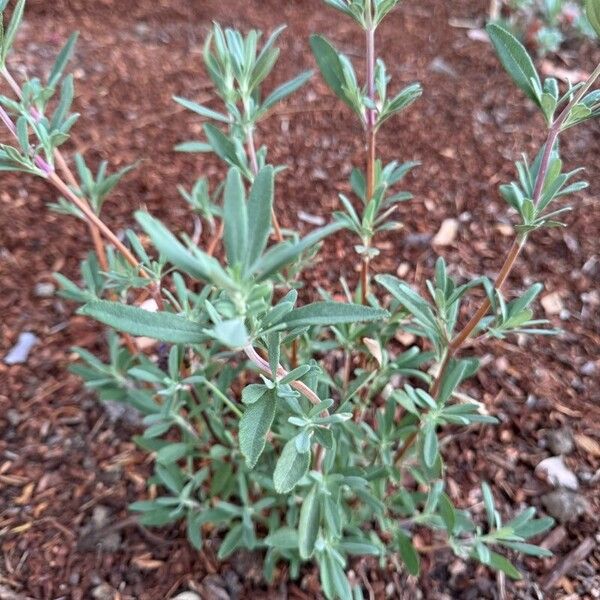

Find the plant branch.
xmin=361 ymin=21 xmax=377 ymax=305
xmin=244 ymin=344 xmax=327 ymax=472
xmin=394 ymin=64 xmax=600 ymax=466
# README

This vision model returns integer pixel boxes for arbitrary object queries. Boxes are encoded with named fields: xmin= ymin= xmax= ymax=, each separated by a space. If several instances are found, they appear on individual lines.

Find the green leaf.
xmin=80 ymin=301 xmax=208 ymax=344
xmin=262 ymin=70 xmax=314 ymax=112
xmin=273 ymin=438 xmax=310 ymax=493
xmin=246 ymin=165 xmax=274 ymax=271
xmin=211 ymin=319 xmax=249 ymax=349
xmin=396 ymin=530 xmax=420 ymax=576
xmin=239 ymin=389 xmax=277 ymax=468
xmin=156 ymin=442 xmax=190 ymax=464
xmin=275 ymin=302 xmax=388 ymax=329
xmin=437 ymin=359 xmax=469 ymax=404
xmin=586 ymin=0 xmax=600 ymax=37
xmin=298 ymin=484 xmax=320 ymax=559
xmin=242 ymin=383 xmax=268 ymax=405
xmin=502 ymin=542 xmax=552 ymax=557
xmin=375 ymin=275 xmax=438 ymax=329
xmin=218 ymin=523 xmax=243 ymax=559
xmin=48 ymin=32 xmax=79 ymax=88
xmin=252 ymin=221 xmax=344 ymax=279
xmin=487 ymin=551 xmax=522 ymax=580
xmin=422 ymin=420 xmax=438 ymax=469
xmin=265 ymin=527 xmax=299 ymax=549
xmin=486 ymin=23 xmax=541 ymax=106
xmin=173 ymin=95 xmax=230 ymax=123
xmin=1 ymin=0 xmax=25 ymax=64
xmin=321 ymin=551 xmax=352 ymax=600
xmin=309 ymin=35 xmax=348 ymax=104
xmin=223 ymin=167 xmax=248 ymax=268
xmin=438 ymin=492 xmax=456 ymax=533
xmin=482 ymin=482 xmax=496 ymax=530
xmin=136 ymin=211 xmax=234 ymax=289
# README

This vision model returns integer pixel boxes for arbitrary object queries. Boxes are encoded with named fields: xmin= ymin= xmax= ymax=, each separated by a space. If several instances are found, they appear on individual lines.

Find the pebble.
xmin=432 ymin=218 xmax=459 ymax=246
xmin=545 ymin=428 xmax=574 ymax=455
xmin=3 ymin=332 xmax=39 ymax=365
xmin=92 ymin=583 xmax=116 ymax=600
xmin=536 ymin=455 xmax=578 ymax=489
xmin=34 ymin=282 xmax=55 ymax=297
xmin=541 ymin=488 xmax=587 ymax=523
xmin=581 ymin=360 xmax=597 ymax=376
xmin=170 ymin=593 xmax=201 ymax=600
xmin=429 ymin=56 xmax=457 ymax=77
xmin=541 ymin=291 xmax=563 ymax=316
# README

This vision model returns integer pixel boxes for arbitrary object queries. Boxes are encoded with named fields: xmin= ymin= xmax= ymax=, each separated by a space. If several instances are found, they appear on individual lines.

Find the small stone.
xmin=92 ymin=505 xmax=111 ymax=529
xmin=6 ymin=409 xmax=23 ymax=426
xmin=432 ymin=218 xmax=459 ymax=246
xmin=541 ymin=489 xmax=587 ymax=523
xmin=541 ymin=292 xmax=563 ymax=316
xmin=396 ymin=262 xmax=410 ymax=278
xmin=201 ymin=575 xmax=230 ymax=600
xmin=495 ymin=223 xmax=514 ymax=236
xmin=170 ymin=593 xmax=201 ymax=600
xmin=536 ymin=455 xmax=578 ymax=489
xmin=92 ymin=583 xmax=116 ymax=600
xmin=546 ymin=428 xmax=574 ymax=455
xmin=4 ymin=332 xmax=39 ymax=365
xmin=581 ymin=361 xmax=597 ymax=376
xmin=100 ymin=531 xmax=122 ymax=553
xmin=429 ymin=56 xmax=457 ymax=77
xmin=34 ymin=282 xmax=55 ymax=298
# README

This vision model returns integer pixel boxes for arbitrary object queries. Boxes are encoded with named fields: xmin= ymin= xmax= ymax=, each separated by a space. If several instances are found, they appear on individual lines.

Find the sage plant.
xmin=2 ymin=0 xmax=600 ymax=597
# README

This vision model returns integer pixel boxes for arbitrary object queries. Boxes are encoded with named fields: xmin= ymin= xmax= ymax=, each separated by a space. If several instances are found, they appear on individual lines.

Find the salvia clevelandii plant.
xmin=2 ymin=0 xmax=600 ymax=597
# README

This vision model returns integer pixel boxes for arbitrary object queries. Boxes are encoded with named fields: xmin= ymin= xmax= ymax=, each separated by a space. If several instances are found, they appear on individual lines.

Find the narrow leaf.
xmin=298 ymin=484 xmax=320 ymax=559
xmin=275 ymin=302 xmax=388 ymax=329
xmin=80 ymin=301 xmax=207 ymax=344
xmin=273 ymin=438 xmax=310 ymax=493
xmin=239 ymin=389 xmax=277 ymax=468
xmin=486 ymin=23 xmax=541 ymax=105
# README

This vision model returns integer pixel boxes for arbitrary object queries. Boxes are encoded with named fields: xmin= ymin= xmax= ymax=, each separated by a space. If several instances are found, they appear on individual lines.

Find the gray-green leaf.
xmin=486 ymin=23 xmax=541 ymax=106
xmin=80 ymin=301 xmax=208 ymax=344
xmin=275 ymin=301 xmax=388 ymax=329
xmin=239 ymin=389 xmax=277 ymax=468
xmin=273 ymin=438 xmax=310 ymax=493
xmin=298 ymin=484 xmax=320 ymax=559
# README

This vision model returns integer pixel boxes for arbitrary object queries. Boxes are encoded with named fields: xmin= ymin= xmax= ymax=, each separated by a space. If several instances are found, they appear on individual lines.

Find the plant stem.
xmin=244 ymin=344 xmax=327 ymax=471
xmin=244 ymin=345 xmax=324 ymax=409
xmin=361 ymin=21 xmax=377 ymax=305
xmin=201 ymin=378 xmax=243 ymax=418
xmin=1 ymin=65 xmax=158 ymax=320
xmin=393 ymin=63 xmax=600 ymax=467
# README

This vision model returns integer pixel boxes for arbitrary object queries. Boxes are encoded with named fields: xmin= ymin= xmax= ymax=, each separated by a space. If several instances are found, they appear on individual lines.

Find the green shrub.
xmin=1 ymin=0 xmax=599 ymax=597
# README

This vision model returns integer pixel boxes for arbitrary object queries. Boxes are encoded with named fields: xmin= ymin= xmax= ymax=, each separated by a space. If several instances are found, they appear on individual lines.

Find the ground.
xmin=0 ymin=0 xmax=599 ymax=599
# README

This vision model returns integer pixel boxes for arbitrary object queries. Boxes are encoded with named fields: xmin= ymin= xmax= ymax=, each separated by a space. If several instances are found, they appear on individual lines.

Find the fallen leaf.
xmin=363 ymin=338 xmax=383 ymax=366
xmin=132 ymin=554 xmax=164 ymax=570
xmin=540 ymin=60 xmax=589 ymax=84
xmin=574 ymin=434 xmax=600 ymax=458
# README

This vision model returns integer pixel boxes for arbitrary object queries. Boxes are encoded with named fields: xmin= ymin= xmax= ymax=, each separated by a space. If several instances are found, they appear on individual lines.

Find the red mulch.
xmin=1 ymin=0 xmax=599 ymax=598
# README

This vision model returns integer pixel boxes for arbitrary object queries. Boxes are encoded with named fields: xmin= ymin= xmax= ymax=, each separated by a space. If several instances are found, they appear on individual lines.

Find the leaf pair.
xmin=223 ymin=165 xmax=274 ymax=275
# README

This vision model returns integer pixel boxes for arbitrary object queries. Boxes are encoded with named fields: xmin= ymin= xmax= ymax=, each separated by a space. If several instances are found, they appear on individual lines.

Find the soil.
xmin=1 ymin=0 xmax=599 ymax=599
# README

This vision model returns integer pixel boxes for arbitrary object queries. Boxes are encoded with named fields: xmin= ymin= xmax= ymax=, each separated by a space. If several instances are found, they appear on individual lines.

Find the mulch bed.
xmin=0 ymin=0 xmax=599 ymax=598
